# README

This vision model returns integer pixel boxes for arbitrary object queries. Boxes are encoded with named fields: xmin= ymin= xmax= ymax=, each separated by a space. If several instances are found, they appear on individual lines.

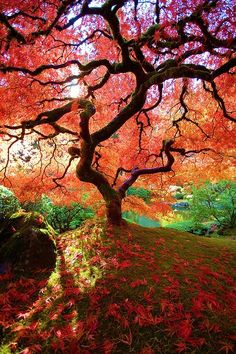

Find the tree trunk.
xmin=75 ymin=141 xmax=123 ymax=225
xmin=96 ymin=181 xmax=123 ymax=225
xmin=106 ymin=194 xmax=122 ymax=225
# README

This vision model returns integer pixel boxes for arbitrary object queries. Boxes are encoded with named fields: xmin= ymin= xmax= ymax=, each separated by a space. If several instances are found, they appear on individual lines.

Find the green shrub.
xmin=174 ymin=192 xmax=184 ymax=200
xmin=0 ymin=185 xmax=20 ymax=220
xmin=23 ymin=195 xmax=94 ymax=233
xmin=127 ymin=187 xmax=152 ymax=203
xmin=47 ymin=203 xmax=94 ymax=233
xmin=26 ymin=194 xmax=53 ymax=215
xmin=165 ymin=220 xmax=209 ymax=235
xmin=189 ymin=180 xmax=236 ymax=229
xmin=166 ymin=220 xmax=194 ymax=232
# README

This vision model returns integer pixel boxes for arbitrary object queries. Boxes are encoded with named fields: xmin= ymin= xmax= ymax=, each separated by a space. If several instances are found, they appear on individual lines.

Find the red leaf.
xmin=218 ymin=341 xmax=235 ymax=354
xmin=151 ymin=274 xmax=160 ymax=284
xmin=103 ymin=339 xmax=114 ymax=354
xmin=130 ymin=279 xmax=147 ymax=288
xmin=175 ymin=342 xmax=188 ymax=353
xmin=106 ymin=303 xmax=121 ymax=320
xmin=117 ymin=260 xmax=132 ymax=269
xmin=177 ymin=318 xmax=192 ymax=339
xmin=139 ymin=345 xmax=154 ymax=354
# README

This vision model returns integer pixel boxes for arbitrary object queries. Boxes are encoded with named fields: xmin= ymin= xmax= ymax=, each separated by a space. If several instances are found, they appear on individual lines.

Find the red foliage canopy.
xmin=0 ymin=0 xmax=235 ymax=223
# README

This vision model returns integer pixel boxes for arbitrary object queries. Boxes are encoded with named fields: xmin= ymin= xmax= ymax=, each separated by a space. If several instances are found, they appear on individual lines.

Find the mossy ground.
xmin=0 ymin=221 xmax=235 ymax=353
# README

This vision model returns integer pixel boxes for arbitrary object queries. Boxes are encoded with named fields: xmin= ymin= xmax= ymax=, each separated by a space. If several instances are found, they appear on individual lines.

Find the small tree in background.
xmin=0 ymin=185 xmax=20 ymax=220
xmin=23 ymin=195 xmax=94 ymax=233
xmin=189 ymin=181 xmax=236 ymax=229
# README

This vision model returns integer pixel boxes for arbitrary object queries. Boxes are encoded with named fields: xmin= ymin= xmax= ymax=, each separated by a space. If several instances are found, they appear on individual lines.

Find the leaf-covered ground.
xmin=0 ymin=222 xmax=235 ymax=353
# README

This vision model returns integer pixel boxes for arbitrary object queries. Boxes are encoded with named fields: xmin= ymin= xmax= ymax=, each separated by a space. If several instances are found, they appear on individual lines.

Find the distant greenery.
xmin=165 ymin=180 xmax=236 ymax=236
xmin=127 ymin=187 xmax=152 ymax=203
xmin=174 ymin=192 xmax=184 ymax=200
xmin=165 ymin=220 xmax=211 ymax=235
xmin=189 ymin=180 xmax=236 ymax=229
xmin=23 ymin=195 xmax=94 ymax=233
xmin=0 ymin=185 xmax=20 ymax=220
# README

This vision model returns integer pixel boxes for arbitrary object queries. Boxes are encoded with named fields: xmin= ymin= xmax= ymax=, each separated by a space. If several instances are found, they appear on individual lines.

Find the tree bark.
xmin=66 ymin=100 xmax=124 ymax=226
xmin=77 ymin=162 xmax=123 ymax=225
xmin=105 ymin=192 xmax=122 ymax=225
xmin=74 ymin=140 xmax=123 ymax=225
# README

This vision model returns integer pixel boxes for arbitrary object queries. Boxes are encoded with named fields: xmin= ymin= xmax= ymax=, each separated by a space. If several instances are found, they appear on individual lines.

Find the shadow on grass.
xmin=0 ymin=266 xmax=55 ymax=346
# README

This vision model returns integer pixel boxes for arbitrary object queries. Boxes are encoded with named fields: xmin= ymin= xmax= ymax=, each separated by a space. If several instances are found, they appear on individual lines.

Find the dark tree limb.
xmin=118 ymin=139 xmax=176 ymax=198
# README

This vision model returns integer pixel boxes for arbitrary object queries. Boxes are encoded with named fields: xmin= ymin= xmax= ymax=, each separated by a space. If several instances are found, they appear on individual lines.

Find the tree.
xmin=189 ymin=180 xmax=236 ymax=229
xmin=0 ymin=0 xmax=235 ymax=225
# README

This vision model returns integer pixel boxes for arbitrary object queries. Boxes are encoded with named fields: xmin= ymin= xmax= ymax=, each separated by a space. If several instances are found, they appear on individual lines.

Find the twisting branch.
xmin=0 ymin=138 xmax=19 ymax=183
xmin=112 ymin=167 xmax=133 ymax=187
xmin=0 ymin=12 xmax=26 ymax=49
xmin=0 ymin=59 xmax=113 ymax=76
xmin=118 ymin=139 xmax=176 ymax=198
xmin=53 ymin=156 xmax=78 ymax=189
xmin=173 ymin=82 xmax=210 ymax=138
xmin=86 ymin=71 xmax=111 ymax=98
xmin=135 ymin=113 xmax=149 ymax=153
xmin=155 ymin=0 xmax=160 ymax=24
xmin=118 ymin=142 xmax=220 ymax=200
xmin=134 ymin=83 xmax=163 ymax=148
xmin=210 ymin=81 xmax=236 ymax=122
xmin=51 ymin=123 xmax=79 ymax=137
xmin=92 ymin=151 xmax=102 ymax=170
xmin=78 ymin=99 xmax=96 ymax=142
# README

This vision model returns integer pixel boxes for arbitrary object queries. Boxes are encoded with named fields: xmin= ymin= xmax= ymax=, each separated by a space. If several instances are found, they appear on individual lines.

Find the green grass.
xmin=0 ymin=221 xmax=235 ymax=353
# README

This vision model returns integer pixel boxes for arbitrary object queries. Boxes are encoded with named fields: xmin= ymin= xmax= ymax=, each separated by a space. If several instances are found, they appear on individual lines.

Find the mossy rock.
xmin=0 ymin=211 xmax=56 ymax=274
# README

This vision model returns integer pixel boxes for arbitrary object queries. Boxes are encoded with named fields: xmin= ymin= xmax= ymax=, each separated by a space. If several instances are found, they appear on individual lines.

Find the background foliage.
xmin=189 ymin=181 xmax=236 ymax=229
xmin=127 ymin=187 xmax=152 ymax=204
xmin=23 ymin=195 xmax=94 ymax=233
xmin=0 ymin=186 xmax=20 ymax=220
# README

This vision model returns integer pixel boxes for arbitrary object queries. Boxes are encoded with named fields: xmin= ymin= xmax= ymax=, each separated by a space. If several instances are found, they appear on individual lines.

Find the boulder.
xmin=171 ymin=202 xmax=189 ymax=210
xmin=0 ymin=211 xmax=56 ymax=274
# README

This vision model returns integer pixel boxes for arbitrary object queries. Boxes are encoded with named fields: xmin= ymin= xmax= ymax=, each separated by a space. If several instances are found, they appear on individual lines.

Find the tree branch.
xmin=118 ymin=139 xmax=175 ymax=198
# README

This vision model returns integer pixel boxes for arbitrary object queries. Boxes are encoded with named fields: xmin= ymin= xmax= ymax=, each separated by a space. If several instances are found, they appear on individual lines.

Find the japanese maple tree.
xmin=0 ymin=0 xmax=235 ymax=224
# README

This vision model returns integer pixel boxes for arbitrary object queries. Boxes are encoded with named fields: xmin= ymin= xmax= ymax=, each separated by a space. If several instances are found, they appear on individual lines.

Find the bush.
xmin=189 ymin=180 xmax=236 ymax=229
xmin=23 ymin=195 xmax=94 ymax=233
xmin=174 ymin=192 xmax=184 ymax=200
xmin=127 ymin=187 xmax=152 ymax=203
xmin=166 ymin=220 xmax=195 ymax=232
xmin=165 ymin=220 xmax=209 ymax=235
xmin=47 ymin=203 xmax=94 ymax=233
xmin=0 ymin=185 xmax=20 ymax=220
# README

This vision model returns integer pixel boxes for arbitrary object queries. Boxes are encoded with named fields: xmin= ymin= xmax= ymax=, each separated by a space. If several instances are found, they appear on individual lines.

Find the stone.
xmin=0 ymin=211 xmax=56 ymax=274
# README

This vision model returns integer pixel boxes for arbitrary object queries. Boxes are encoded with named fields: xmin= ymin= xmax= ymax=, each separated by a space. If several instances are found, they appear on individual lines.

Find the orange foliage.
xmin=0 ymin=0 xmax=235 ymax=214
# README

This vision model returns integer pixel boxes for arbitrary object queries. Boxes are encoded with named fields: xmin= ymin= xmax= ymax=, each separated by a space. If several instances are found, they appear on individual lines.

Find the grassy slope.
xmin=0 ymin=222 xmax=235 ymax=353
